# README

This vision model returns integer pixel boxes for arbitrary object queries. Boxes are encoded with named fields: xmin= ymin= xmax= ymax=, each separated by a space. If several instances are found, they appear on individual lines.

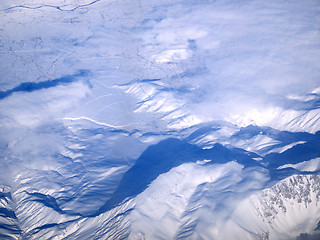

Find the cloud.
xmin=0 ymin=74 xmax=91 ymax=187
xmin=123 ymin=0 xmax=320 ymax=132
xmin=0 ymin=80 xmax=90 ymax=128
xmin=2 ymin=0 xmax=319 ymax=133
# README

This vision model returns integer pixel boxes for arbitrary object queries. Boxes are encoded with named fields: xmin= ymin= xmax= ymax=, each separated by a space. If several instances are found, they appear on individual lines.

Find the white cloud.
xmin=2 ymin=0 xmax=320 ymax=133
xmin=0 ymin=82 xmax=90 ymax=128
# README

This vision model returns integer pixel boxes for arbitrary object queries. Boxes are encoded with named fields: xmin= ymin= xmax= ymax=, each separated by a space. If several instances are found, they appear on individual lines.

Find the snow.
xmin=278 ymin=157 xmax=320 ymax=172
xmin=128 ymin=161 xmax=267 ymax=239
xmin=130 ymin=174 xmax=320 ymax=240
xmin=268 ymin=141 xmax=307 ymax=154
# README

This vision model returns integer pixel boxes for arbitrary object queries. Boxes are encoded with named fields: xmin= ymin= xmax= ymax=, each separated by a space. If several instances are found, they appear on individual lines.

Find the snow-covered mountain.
xmin=1 ymin=0 xmax=320 ymax=239
xmin=1 ymin=126 xmax=319 ymax=239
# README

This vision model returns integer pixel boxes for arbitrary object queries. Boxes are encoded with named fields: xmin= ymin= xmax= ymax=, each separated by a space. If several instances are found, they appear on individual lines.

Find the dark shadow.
xmin=0 ymin=70 xmax=90 ymax=100
xmin=231 ymin=125 xmax=314 ymax=145
xmin=25 ymin=191 xmax=82 ymax=217
xmin=94 ymin=138 xmax=264 ymax=215
xmin=264 ymin=131 xmax=320 ymax=169
xmin=0 ymin=207 xmax=17 ymax=219
xmin=0 ymin=223 xmax=22 ymax=235
xmin=296 ymin=232 xmax=320 ymax=240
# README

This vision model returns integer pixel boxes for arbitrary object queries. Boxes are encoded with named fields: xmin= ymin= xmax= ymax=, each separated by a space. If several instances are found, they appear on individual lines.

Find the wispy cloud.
xmin=126 ymin=0 xmax=320 ymax=131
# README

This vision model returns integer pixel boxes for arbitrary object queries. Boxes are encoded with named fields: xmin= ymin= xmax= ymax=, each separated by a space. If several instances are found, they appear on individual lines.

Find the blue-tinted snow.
xmin=0 ymin=70 xmax=90 ymax=100
xmin=97 ymin=138 xmax=264 ymax=213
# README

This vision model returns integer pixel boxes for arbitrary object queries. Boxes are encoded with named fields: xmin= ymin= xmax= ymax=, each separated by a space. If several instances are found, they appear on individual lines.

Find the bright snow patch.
xmin=278 ymin=157 xmax=320 ymax=172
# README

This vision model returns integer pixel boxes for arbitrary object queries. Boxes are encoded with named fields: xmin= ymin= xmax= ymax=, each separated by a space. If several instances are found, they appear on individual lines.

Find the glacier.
xmin=0 ymin=0 xmax=320 ymax=239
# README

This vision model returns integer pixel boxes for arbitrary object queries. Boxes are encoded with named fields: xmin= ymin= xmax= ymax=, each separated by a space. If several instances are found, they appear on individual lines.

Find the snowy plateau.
xmin=0 ymin=0 xmax=320 ymax=239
